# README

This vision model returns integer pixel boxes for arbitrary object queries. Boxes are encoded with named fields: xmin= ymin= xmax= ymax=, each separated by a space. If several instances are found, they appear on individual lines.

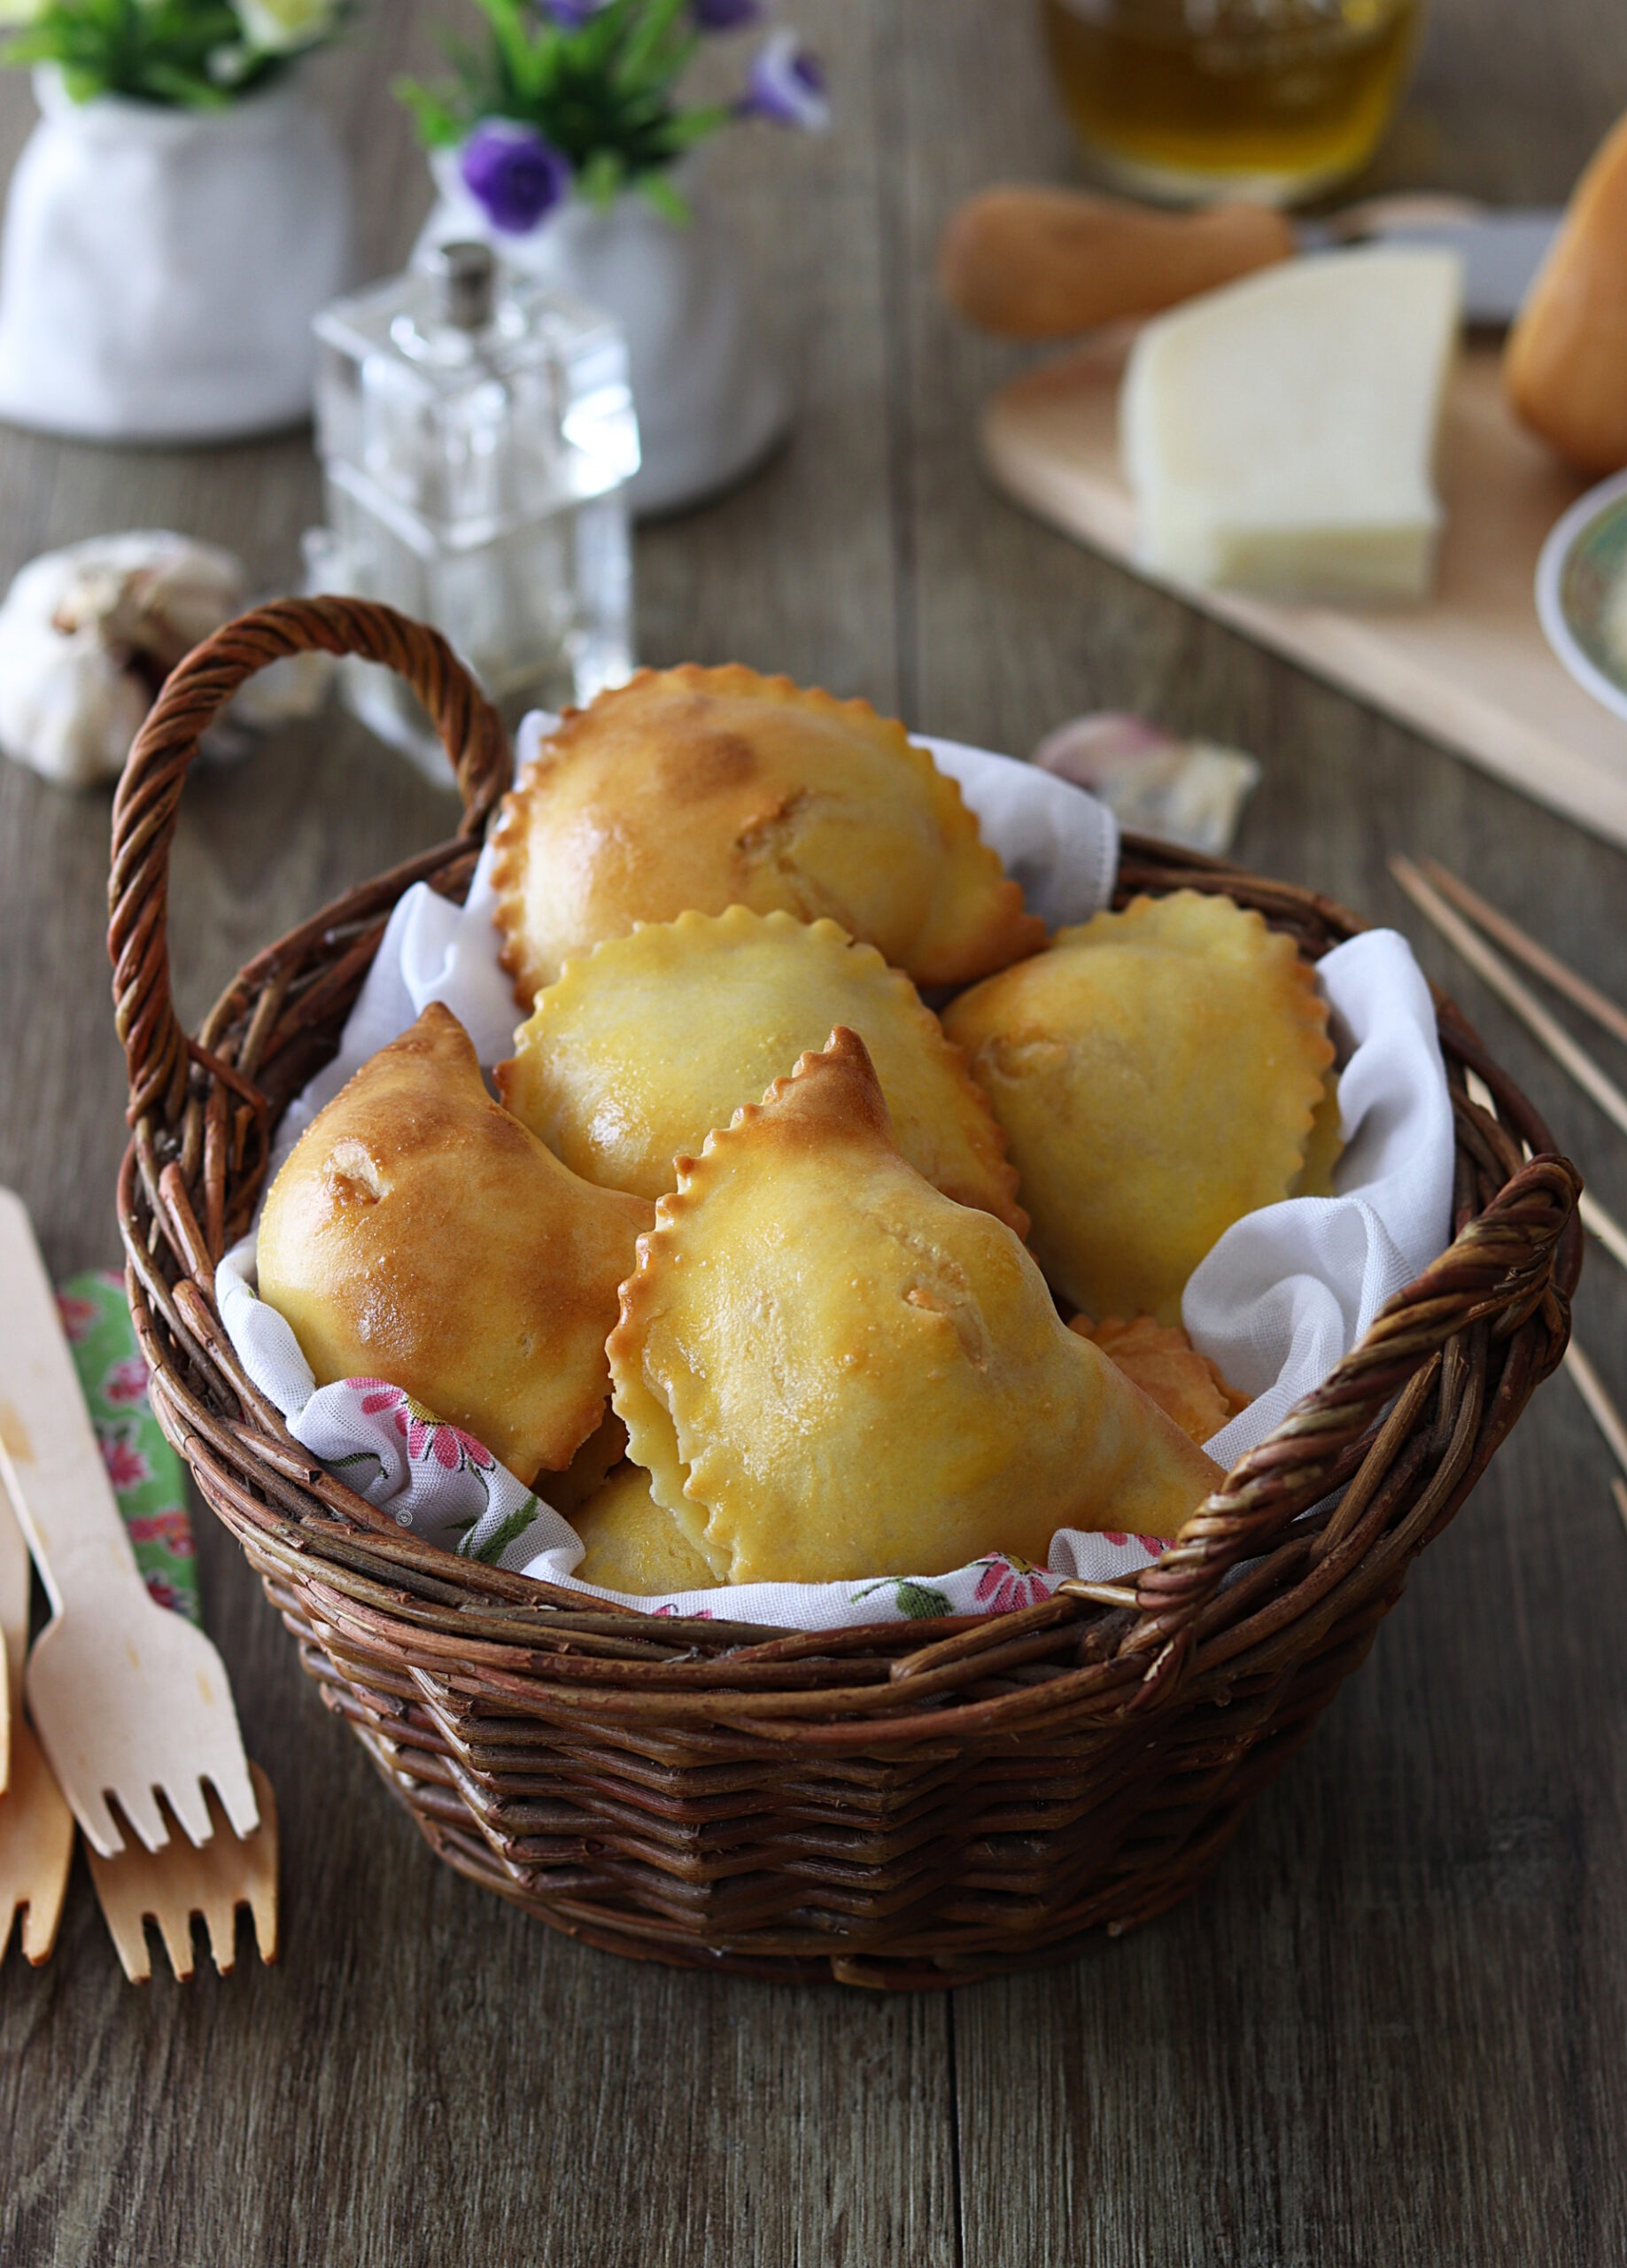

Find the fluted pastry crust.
xmin=945 ymin=892 xmax=1335 ymax=1324
xmin=256 ymin=1005 xmax=651 ymax=1480
xmin=607 ymin=1028 xmax=1221 ymax=1585
xmin=1071 ymin=1315 xmax=1250 ymax=1447
xmin=488 ymin=665 xmax=1043 ymax=1004
xmin=498 ymin=905 xmax=1026 ymax=1231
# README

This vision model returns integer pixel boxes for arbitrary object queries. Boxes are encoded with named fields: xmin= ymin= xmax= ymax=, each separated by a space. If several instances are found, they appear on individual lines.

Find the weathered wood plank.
xmin=896 ymin=4 xmax=1627 ymax=2264
xmin=3 ymin=0 xmax=1626 ymax=2260
xmin=0 ymin=6 xmax=956 ymax=2264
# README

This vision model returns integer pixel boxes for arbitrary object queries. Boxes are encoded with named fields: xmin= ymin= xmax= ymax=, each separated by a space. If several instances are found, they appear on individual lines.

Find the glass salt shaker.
xmin=308 ymin=241 xmax=639 ymax=778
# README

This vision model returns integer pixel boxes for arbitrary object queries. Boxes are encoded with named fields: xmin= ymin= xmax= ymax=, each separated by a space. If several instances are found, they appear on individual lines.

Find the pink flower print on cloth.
xmin=127 ymin=1509 xmax=196 ymax=1558
xmin=58 ymin=1268 xmax=200 ymax=1624
xmin=972 ymin=1555 xmax=1057 ymax=1613
xmin=99 ymin=1425 xmax=152 ymax=1495
xmin=265 ymin=1370 xmax=577 ymax=1569
xmin=359 ymin=1381 xmax=501 ymax=1479
xmin=56 ymin=1292 xmax=98 ymax=1343
xmin=102 ymin=1354 xmax=151 ymax=1406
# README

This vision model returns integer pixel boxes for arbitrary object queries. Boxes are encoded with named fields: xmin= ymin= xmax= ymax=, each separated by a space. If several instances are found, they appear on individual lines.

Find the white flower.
xmin=230 ymin=0 xmax=340 ymax=54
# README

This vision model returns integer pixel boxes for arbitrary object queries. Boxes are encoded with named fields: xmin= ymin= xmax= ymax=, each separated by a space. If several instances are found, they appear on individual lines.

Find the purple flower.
xmin=692 ymin=0 xmax=761 ymax=27
xmin=741 ymin=29 xmax=829 ymax=130
xmin=537 ymin=0 xmax=608 ymax=23
xmin=461 ymin=119 xmax=573 ymax=235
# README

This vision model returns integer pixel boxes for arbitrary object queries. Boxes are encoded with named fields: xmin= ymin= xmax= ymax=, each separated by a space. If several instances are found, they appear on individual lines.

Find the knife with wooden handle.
xmin=939 ymin=183 xmax=1562 ymax=337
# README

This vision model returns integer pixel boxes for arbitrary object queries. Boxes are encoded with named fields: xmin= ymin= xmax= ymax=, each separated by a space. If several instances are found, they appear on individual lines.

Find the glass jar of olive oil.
xmin=1041 ymin=0 xmax=1425 ymax=206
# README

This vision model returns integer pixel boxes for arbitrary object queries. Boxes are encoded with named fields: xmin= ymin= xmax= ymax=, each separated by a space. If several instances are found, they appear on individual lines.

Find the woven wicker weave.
xmin=108 ymin=599 xmax=1583 ymax=1990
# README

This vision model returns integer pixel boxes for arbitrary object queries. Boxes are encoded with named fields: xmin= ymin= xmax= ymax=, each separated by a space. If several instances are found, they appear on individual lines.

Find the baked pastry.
xmin=543 ymin=1410 xmax=629 ymax=1514
xmin=1291 ymin=1070 xmax=1344 ymax=1199
xmin=607 ymin=1028 xmax=1222 ymax=1585
xmin=488 ymin=665 xmax=1043 ymax=1002
xmin=944 ymin=890 xmax=1334 ymax=1324
xmin=1071 ymin=1315 xmax=1249 ymax=1448
xmin=569 ymin=1464 xmax=717 ymax=1595
xmin=1506 ymin=108 xmax=1627 ymax=475
xmin=256 ymin=1005 xmax=651 ymax=1480
xmin=498 ymin=906 xmax=1026 ymax=1229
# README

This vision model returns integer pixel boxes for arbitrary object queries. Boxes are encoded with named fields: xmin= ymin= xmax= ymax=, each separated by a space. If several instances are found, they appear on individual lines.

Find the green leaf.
xmin=394 ymin=76 xmax=462 ymax=149
xmin=461 ymin=1495 xmax=545 ymax=1565
xmin=894 ymin=1581 xmax=954 ymax=1619
xmin=636 ymin=167 xmax=690 ymax=224
xmin=850 ymin=1576 xmax=955 ymax=1619
xmin=664 ymin=102 xmax=732 ymax=150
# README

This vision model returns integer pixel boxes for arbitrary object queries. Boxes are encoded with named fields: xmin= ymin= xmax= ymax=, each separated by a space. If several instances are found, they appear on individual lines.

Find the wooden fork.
xmin=0 ymin=1478 xmax=74 ymax=1966
xmin=0 ymin=1190 xmax=259 ymax=1858
xmin=86 ymin=1761 xmax=278 ymax=1982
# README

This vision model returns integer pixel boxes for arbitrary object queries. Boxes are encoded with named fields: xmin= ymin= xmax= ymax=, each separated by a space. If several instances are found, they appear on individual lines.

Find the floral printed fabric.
xmin=56 ymin=1271 xmax=198 ymax=1623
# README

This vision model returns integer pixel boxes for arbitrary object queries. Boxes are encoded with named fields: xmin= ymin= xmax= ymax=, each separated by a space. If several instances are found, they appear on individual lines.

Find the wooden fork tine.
xmin=0 ymin=1481 xmax=74 ymax=1968
xmin=0 ymin=1718 xmax=75 ymax=1969
xmin=86 ymin=1762 xmax=279 ymax=1984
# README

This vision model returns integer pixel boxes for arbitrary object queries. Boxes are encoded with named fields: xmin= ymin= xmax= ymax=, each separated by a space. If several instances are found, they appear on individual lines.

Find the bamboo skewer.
xmin=1580 ymin=1188 xmax=1627 ymax=1276
xmin=1563 ymin=1344 xmax=1627 ymax=1487
xmin=1420 ymin=858 xmax=1627 ymax=1052
xmin=1390 ymin=857 xmax=1627 ymax=1146
xmin=1390 ymin=858 xmax=1627 ymax=1536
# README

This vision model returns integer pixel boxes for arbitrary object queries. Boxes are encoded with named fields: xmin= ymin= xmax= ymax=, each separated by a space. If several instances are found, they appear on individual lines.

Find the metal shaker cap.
xmin=429 ymin=241 xmax=497 ymax=332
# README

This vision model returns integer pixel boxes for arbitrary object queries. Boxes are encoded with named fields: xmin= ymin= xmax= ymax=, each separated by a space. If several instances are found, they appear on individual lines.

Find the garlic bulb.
xmin=0 ymin=532 xmax=328 ymax=789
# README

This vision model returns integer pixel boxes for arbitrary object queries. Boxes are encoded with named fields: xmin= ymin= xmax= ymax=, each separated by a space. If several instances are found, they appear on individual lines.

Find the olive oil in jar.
xmin=1041 ymin=0 xmax=1424 ymax=205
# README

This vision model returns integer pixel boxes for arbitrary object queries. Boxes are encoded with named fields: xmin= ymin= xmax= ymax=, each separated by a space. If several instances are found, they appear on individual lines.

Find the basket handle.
xmin=108 ymin=597 xmax=510 ymax=1129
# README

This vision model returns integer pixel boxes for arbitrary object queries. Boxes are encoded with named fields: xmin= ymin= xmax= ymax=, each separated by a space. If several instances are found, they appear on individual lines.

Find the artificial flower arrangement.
xmin=398 ymin=0 xmax=828 ymax=235
xmin=0 ymin=0 xmax=349 ymax=106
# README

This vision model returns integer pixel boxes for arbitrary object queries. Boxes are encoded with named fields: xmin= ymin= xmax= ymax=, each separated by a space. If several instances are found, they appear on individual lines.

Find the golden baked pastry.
xmin=1070 ymin=1315 xmax=1249 ymax=1448
xmin=1506 ymin=109 xmax=1627 ymax=475
xmin=488 ymin=665 xmax=1043 ymax=1002
xmin=1290 ymin=1070 xmax=1344 ymax=1199
xmin=543 ymin=1410 xmax=629 ymax=1514
xmin=944 ymin=890 xmax=1334 ymax=1324
xmin=607 ymin=1028 xmax=1222 ymax=1584
xmin=498 ymin=906 xmax=1026 ymax=1229
xmin=257 ymin=1004 xmax=652 ymax=1480
xmin=569 ymin=1464 xmax=717 ymax=1595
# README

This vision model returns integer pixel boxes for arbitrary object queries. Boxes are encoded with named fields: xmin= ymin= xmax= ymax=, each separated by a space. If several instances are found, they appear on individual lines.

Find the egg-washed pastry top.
xmin=945 ymin=890 xmax=1336 ymax=1325
xmin=607 ymin=1026 xmax=1221 ymax=1586
xmin=256 ymin=1004 xmax=651 ymax=1481
xmin=489 ymin=665 xmax=1045 ymax=1005
xmin=498 ymin=905 xmax=1026 ymax=1231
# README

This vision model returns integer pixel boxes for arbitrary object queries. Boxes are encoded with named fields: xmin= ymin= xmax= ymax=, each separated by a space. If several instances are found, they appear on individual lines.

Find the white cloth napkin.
xmin=215 ymin=723 xmax=1452 ymax=1627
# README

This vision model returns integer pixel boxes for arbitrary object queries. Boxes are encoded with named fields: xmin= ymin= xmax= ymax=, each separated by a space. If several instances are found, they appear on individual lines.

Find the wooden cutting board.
xmin=981 ymin=334 xmax=1627 ymax=853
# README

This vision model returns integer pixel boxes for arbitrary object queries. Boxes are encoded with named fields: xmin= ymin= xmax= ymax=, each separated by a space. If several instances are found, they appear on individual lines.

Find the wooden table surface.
xmin=4 ymin=4 xmax=1627 ymax=2262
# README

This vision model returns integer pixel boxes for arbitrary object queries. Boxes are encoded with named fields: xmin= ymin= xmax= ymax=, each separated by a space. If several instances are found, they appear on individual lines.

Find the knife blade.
xmin=1298 ymin=203 xmax=1562 ymax=323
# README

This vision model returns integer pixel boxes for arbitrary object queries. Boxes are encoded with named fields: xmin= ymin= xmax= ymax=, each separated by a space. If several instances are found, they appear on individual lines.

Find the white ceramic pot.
xmin=416 ymin=151 xmax=789 ymax=517
xmin=0 ymin=67 xmax=353 ymax=443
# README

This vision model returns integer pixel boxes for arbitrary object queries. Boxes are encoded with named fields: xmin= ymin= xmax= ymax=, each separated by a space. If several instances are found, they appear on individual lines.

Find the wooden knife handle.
xmin=938 ymin=183 xmax=1295 ymax=338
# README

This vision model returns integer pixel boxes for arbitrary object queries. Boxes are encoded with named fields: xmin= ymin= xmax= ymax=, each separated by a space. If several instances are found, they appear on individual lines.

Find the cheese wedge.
xmin=1121 ymin=248 xmax=1462 ymax=603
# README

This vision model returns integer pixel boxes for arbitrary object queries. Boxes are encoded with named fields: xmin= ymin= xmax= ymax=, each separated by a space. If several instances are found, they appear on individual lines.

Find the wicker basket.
xmin=109 ymin=599 xmax=1583 ymax=1991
